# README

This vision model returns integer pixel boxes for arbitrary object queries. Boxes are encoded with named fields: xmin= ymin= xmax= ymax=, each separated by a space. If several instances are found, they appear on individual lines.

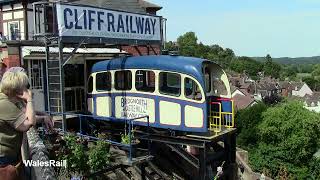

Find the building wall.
xmin=122 ymin=45 xmax=161 ymax=56
xmin=1 ymin=3 xmax=26 ymax=40
xmin=292 ymin=84 xmax=313 ymax=97
xmin=305 ymin=106 xmax=320 ymax=113
xmin=1 ymin=46 xmax=21 ymax=67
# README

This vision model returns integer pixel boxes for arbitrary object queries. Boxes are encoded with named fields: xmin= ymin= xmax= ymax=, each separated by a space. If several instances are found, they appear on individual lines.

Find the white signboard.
xmin=56 ymin=4 xmax=161 ymax=41
xmin=115 ymin=96 xmax=155 ymax=123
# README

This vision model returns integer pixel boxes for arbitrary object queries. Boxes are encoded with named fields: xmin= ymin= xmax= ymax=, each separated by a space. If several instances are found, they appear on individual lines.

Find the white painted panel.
xmin=159 ymin=101 xmax=181 ymax=126
xmin=27 ymin=11 xmax=34 ymax=39
xmin=185 ymin=105 xmax=203 ymax=128
xmin=3 ymin=12 xmax=12 ymax=20
xmin=96 ymin=97 xmax=111 ymax=117
xmin=20 ymin=21 xmax=25 ymax=40
xmin=88 ymin=98 xmax=93 ymax=113
xmin=2 ymin=5 xmax=12 ymax=11
xmin=13 ymin=3 xmax=23 ymax=9
xmin=13 ymin=11 xmax=24 ymax=19
xmin=3 ymin=22 xmax=8 ymax=38
xmin=115 ymin=96 xmax=155 ymax=123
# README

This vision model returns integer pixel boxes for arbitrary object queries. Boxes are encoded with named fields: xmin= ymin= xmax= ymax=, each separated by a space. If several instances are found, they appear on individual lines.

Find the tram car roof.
xmin=91 ymin=55 xmax=220 ymax=82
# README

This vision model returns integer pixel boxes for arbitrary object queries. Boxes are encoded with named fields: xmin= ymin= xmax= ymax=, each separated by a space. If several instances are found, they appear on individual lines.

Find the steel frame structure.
xmin=32 ymin=1 xmax=165 ymax=131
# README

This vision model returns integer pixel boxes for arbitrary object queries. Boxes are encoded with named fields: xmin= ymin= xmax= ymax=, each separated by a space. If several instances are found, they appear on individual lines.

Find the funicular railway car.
xmin=87 ymin=55 xmax=234 ymax=133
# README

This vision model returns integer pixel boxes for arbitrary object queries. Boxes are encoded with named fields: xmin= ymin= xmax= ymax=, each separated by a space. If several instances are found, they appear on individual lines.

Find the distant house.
xmin=233 ymin=94 xmax=257 ymax=110
xmin=303 ymin=92 xmax=320 ymax=113
xmin=288 ymin=92 xmax=320 ymax=113
xmin=231 ymin=85 xmax=258 ymax=110
xmin=231 ymin=85 xmax=246 ymax=97
xmin=291 ymin=82 xmax=313 ymax=97
xmin=256 ymin=82 xmax=278 ymax=98
xmin=279 ymin=81 xmax=291 ymax=97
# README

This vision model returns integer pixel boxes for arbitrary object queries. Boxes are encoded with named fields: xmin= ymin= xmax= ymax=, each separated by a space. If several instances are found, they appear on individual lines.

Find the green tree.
xmin=311 ymin=64 xmax=320 ymax=80
xmin=302 ymin=76 xmax=320 ymax=91
xmin=263 ymin=54 xmax=282 ymax=78
xmin=177 ymin=32 xmax=198 ymax=56
xmin=249 ymin=101 xmax=320 ymax=178
xmin=230 ymin=56 xmax=263 ymax=78
xmin=236 ymin=103 xmax=267 ymax=147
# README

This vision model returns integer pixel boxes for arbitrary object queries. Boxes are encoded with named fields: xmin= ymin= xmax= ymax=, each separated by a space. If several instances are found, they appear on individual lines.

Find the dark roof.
xmin=91 ymin=55 xmax=221 ymax=86
xmin=233 ymin=94 xmax=256 ymax=110
xmin=279 ymin=81 xmax=291 ymax=89
xmin=303 ymin=92 xmax=320 ymax=106
xmin=69 ymin=0 xmax=161 ymax=14
xmin=290 ymin=82 xmax=305 ymax=90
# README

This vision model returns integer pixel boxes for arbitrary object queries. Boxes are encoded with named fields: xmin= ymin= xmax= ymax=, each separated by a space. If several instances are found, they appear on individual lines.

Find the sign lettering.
xmin=56 ymin=4 xmax=162 ymax=41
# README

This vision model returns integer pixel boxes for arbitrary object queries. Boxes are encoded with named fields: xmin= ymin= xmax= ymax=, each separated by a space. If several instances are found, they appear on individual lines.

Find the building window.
xmin=88 ymin=76 xmax=93 ymax=93
xmin=9 ymin=22 xmax=19 ymax=40
xmin=96 ymin=72 xmax=111 ymax=91
xmin=185 ymin=77 xmax=202 ymax=101
xmin=30 ymin=60 xmax=43 ymax=90
xmin=115 ymin=70 xmax=132 ymax=90
xmin=135 ymin=70 xmax=155 ymax=92
xmin=159 ymin=72 xmax=181 ymax=96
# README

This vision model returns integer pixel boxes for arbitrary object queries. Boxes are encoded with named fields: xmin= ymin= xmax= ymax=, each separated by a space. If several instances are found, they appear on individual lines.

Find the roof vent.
xmin=169 ymin=51 xmax=179 ymax=56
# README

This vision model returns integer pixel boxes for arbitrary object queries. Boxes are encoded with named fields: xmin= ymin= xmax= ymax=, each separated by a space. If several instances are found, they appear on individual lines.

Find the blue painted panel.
xmin=90 ymin=92 xmax=207 ymax=132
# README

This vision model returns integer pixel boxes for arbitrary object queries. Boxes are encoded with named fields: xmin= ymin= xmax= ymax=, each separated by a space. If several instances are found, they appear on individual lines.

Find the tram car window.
xmin=115 ymin=70 xmax=132 ymax=90
xmin=185 ymin=77 xmax=202 ymax=101
xmin=96 ymin=72 xmax=111 ymax=91
xmin=135 ymin=70 xmax=155 ymax=92
xmin=88 ymin=55 xmax=234 ymax=133
xmin=159 ymin=72 xmax=181 ymax=96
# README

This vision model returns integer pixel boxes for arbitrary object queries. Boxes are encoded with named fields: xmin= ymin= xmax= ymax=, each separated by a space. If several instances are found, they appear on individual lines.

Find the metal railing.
xmin=209 ymin=102 xmax=222 ymax=134
xmin=209 ymin=100 xmax=235 ymax=134
xmin=43 ymin=112 xmax=151 ymax=163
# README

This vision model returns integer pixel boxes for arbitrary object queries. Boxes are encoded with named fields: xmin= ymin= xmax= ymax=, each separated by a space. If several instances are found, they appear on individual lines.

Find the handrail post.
xmin=147 ymin=116 xmax=150 ymax=156
xmin=79 ymin=114 xmax=82 ymax=134
xmin=128 ymin=119 xmax=132 ymax=162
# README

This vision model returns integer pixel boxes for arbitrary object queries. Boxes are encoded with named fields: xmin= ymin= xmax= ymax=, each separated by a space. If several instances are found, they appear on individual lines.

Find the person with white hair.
xmin=0 ymin=59 xmax=7 ymax=81
xmin=0 ymin=68 xmax=53 ymax=179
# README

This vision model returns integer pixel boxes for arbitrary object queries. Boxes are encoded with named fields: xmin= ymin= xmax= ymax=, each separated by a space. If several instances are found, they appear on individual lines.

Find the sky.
xmin=149 ymin=0 xmax=320 ymax=58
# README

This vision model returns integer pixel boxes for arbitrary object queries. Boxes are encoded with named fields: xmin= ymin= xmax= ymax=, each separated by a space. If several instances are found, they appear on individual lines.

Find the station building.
xmin=0 ymin=0 xmax=163 ymax=112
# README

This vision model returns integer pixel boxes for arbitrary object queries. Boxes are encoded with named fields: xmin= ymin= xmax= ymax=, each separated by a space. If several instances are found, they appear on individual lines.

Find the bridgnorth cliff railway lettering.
xmin=63 ymin=8 xmax=158 ymax=35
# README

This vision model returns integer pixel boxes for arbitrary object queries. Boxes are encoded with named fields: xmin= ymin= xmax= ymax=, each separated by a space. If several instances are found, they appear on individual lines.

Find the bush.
xmin=236 ymin=103 xmax=267 ymax=147
xmin=248 ymin=101 xmax=320 ymax=178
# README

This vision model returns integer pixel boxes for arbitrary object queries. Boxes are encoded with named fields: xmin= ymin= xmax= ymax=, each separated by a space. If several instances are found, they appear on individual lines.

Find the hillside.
xmin=252 ymin=56 xmax=320 ymax=65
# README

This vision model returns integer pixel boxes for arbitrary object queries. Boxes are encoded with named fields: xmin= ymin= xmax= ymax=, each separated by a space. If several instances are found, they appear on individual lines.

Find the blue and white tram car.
xmin=87 ymin=55 xmax=234 ymax=133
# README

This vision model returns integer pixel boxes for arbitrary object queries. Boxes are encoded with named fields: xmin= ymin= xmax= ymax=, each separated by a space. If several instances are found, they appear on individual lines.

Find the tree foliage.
xmin=173 ymin=32 xmax=236 ymax=68
xmin=263 ymin=54 xmax=282 ymax=78
xmin=247 ymin=101 xmax=320 ymax=178
xmin=230 ymin=56 xmax=263 ymax=78
xmin=236 ymin=103 xmax=267 ymax=147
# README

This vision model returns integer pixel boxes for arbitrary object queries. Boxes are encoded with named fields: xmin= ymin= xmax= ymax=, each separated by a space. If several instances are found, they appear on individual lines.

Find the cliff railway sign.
xmin=56 ymin=3 xmax=162 ymax=45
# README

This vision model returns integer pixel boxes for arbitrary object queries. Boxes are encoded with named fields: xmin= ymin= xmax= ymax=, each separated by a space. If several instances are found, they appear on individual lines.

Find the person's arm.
xmin=35 ymin=111 xmax=54 ymax=130
xmin=15 ymin=90 xmax=36 ymax=132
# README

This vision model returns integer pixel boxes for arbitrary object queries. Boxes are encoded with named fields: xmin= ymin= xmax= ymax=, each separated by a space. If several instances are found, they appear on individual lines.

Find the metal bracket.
xmin=62 ymin=38 xmax=87 ymax=66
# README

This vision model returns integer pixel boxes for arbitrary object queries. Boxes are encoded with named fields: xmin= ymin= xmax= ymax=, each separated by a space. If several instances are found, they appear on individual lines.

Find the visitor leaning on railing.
xmin=0 ymin=68 xmax=53 ymax=180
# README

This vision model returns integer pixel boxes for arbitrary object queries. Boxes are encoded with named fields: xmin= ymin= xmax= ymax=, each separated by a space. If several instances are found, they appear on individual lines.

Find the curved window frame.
xmin=87 ymin=76 xmax=93 ymax=93
xmin=159 ymin=72 xmax=181 ymax=97
xmin=114 ymin=70 xmax=132 ymax=91
xmin=184 ymin=77 xmax=203 ymax=102
xmin=96 ymin=72 xmax=112 ymax=92
xmin=135 ymin=70 xmax=155 ymax=93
